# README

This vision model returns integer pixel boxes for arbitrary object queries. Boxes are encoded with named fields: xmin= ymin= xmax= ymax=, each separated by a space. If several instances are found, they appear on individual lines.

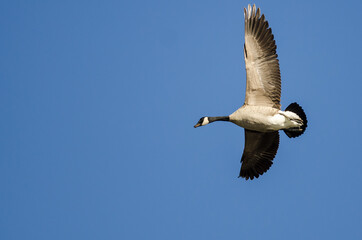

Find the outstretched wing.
xmin=244 ymin=4 xmax=281 ymax=109
xmin=239 ymin=130 xmax=279 ymax=180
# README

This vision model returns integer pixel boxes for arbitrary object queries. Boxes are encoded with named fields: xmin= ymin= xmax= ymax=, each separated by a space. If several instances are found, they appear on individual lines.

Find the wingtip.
xmin=256 ymin=7 xmax=260 ymax=18
xmin=252 ymin=4 xmax=256 ymax=17
xmin=245 ymin=4 xmax=263 ymax=20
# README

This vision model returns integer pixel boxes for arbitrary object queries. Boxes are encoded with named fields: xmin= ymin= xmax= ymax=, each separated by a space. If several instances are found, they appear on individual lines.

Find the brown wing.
xmin=239 ymin=130 xmax=279 ymax=180
xmin=244 ymin=4 xmax=281 ymax=109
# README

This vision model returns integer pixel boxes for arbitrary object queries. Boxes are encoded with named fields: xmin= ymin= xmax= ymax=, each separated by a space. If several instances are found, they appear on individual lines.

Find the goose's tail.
xmin=283 ymin=102 xmax=308 ymax=138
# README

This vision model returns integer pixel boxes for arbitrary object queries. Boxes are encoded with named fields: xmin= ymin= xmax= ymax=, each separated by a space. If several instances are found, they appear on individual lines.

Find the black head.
xmin=194 ymin=117 xmax=209 ymax=128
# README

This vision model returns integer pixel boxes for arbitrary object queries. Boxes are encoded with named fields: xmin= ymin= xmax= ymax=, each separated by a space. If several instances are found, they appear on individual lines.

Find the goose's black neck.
xmin=208 ymin=116 xmax=230 ymax=123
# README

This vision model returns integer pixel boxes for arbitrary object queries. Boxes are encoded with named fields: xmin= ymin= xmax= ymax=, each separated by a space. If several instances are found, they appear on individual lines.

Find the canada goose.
xmin=194 ymin=4 xmax=308 ymax=180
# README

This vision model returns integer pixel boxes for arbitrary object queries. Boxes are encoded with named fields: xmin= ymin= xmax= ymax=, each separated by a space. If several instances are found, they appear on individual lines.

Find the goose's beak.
xmin=194 ymin=123 xmax=201 ymax=128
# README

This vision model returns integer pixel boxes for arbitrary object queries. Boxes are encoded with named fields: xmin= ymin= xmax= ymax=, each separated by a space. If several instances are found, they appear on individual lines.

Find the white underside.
xmin=268 ymin=111 xmax=302 ymax=130
xmin=229 ymin=106 xmax=302 ymax=132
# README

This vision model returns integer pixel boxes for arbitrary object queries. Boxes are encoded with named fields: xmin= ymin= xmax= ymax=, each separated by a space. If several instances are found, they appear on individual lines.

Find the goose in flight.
xmin=194 ymin=4 xmax=308 ymax=180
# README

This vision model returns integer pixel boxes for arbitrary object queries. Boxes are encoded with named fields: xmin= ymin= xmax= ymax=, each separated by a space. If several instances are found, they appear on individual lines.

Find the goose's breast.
xmin=229 ymin=106 xmax=282 ymax=132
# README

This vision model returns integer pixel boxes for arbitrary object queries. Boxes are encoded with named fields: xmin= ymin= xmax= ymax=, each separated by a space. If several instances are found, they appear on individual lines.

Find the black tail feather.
xmin=283 ymin=102 xmax=308 ymax=138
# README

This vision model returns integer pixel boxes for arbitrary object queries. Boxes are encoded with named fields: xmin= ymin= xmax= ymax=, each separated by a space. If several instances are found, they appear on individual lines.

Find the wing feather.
xmin=239 ymin=130 xmax=279 ymax=180
xmin=244 ymin=4 xmax=281 ymax=109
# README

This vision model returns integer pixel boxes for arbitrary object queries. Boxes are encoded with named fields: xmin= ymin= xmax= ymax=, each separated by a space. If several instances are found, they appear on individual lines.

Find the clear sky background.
xmin=2 ymin=0 xmax=362 ymax=239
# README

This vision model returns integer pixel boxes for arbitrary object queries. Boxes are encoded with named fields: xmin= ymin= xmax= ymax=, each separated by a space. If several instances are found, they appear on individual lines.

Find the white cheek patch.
xmin=202 ymin=117 xmax=209 ymax=126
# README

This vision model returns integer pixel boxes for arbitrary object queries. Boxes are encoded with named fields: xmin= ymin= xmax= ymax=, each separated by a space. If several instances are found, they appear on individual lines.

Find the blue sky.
xmin=2 ymin=0 xmax=362 ymax=239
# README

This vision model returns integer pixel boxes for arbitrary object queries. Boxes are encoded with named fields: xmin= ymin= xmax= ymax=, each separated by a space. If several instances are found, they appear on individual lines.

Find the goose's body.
xmin=230 ymin=105 xmax=301 ymax=132
xmin=194 ymin=4 xmax=308 ymax=180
